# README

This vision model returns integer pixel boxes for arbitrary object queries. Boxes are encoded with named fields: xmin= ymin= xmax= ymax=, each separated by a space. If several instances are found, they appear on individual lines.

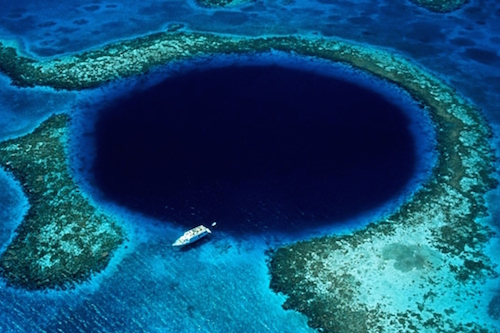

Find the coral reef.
xmin=268 ymin=42 xmax=499 ymax=332
xmin=410 ymin=0 xmax=468 ymax=12
xmin=0 ymin=115 xmax=124 ymax=290
xmin=195 ymin=0 xmax=251 ymax=8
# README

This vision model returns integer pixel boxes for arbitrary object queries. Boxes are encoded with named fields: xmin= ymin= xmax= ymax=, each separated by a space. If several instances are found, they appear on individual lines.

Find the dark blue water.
xmin=91 ymin=64 xmax=415 ymax=235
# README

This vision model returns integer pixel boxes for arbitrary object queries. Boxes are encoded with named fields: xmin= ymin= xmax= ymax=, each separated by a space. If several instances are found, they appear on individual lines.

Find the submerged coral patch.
xmin=196 ymin=0 xmax=251 ymax=8
xmin=409 ymin=0 xmax=467 ymax=12
xmin=382 ymin=243 xmax=438 ymax=272
xmin=0 ymin=115 xmax=123 ymax=290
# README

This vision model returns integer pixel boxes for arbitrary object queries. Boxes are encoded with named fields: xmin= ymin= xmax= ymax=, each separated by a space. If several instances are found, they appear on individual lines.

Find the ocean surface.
xmin=0 ymin=0 xmax=499 ymax=332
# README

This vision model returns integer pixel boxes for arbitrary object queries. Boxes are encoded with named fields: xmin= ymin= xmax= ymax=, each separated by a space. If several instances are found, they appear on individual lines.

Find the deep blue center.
xmin=91 ymin=64 xmax=416 ymax=235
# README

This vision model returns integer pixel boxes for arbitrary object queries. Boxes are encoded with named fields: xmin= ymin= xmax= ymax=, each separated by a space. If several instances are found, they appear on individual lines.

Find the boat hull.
xmin=172 ymin=225 xmax=211 ymax=247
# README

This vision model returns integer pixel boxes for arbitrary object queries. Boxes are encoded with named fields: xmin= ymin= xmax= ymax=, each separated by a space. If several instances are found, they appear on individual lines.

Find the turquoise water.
xmin=1 ymin=0 xmax=499 ymax=332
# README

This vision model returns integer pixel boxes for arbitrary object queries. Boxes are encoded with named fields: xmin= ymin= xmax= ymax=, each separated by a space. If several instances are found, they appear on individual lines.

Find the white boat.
xmin=172 ymin=225 xmax=212 ymax=247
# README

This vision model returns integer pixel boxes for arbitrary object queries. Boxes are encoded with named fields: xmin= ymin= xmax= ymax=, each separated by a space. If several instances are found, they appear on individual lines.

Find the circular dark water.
xmin=91 ymin=64 xmax=417 ymax=235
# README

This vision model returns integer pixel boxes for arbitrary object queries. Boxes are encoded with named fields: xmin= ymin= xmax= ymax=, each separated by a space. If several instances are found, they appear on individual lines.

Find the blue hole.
xmin=90 ymin=64 xmax=417 ymax=236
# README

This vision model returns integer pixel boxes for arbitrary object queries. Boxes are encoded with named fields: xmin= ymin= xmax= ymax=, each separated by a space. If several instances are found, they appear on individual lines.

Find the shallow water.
xmin=0 ymin=0 xmax=499 ymax=332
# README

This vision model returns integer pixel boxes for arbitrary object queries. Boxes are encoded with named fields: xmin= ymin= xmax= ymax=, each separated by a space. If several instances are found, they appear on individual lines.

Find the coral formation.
xmin=409 ymin=0 xmax=468 ymax=12
xmin=195 ymin=0 xmax=250 ymax=8
xmin=0 ymin=115 xmax=123 ymax=290
xmin=268 ymin=43 xmax=498 ymax=331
